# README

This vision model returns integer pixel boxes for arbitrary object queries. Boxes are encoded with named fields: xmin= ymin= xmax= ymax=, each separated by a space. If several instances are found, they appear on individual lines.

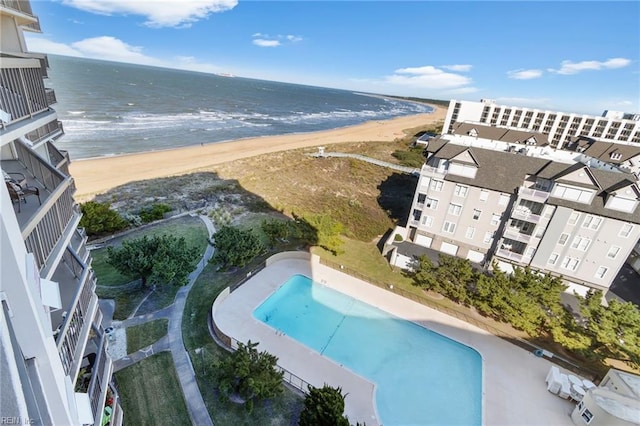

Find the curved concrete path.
xmin=109 ymin=214 xmax=216 ymax=426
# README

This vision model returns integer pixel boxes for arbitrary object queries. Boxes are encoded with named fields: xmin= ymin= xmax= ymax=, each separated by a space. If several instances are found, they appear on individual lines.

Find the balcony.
xmin=0 ymin=0 xmax=41 ymax=31
xmin=503 ymin=227 xmax=533 ymax=244
xmin=511 ymin=207 xmax=542 ymax=224
xmin=46 ymin=140 xmax=70 ymax=176
xmin=496 ymin=248 xmax=525 ymax=263
xmin=86 ymin=335 xmax=113 ymax=426
xmin=0 ymin=64 xmax=50 ymax=126
xmin=420 ymin=165 xmax=448 ymax=178
xmin=518 ymin=186 xmax=550 ymax=203
xmin=45 ymin=88 xmax=57 ymax=105
xmin=3 ymin=140 xmax=78 ymax=274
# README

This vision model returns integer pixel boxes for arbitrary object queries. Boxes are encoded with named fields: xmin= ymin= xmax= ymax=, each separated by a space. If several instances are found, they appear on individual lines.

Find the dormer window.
xmin=610 ymin=152 xmax=623 ymax=161
xmin=525 ymin=137 xmax=537 ymax=146
xmin=468 ymin=129 xmax=478 ymax=137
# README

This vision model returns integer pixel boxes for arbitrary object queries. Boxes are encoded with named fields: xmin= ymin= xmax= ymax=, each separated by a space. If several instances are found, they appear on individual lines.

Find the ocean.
xmin=47 ymin=55 xmax=433 ymax=159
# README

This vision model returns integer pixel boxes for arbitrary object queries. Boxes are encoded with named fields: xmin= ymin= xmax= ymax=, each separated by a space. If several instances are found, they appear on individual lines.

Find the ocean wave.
xmin=67 ymin=111 xmax=85 ymax=115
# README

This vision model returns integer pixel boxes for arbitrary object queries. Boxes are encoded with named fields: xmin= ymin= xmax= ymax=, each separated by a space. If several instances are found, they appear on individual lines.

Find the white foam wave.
xmin=67 ymin=111 xmax=85 ymax=115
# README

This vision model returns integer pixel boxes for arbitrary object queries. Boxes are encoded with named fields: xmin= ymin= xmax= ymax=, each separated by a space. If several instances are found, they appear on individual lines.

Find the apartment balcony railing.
xmin=27 ymin=119 xmax=64 ymax=145
xmin=0 ymin=63 xmax=50 ymax=127
xmin=44 ymin=88 xmax=57 ymax=105
xmin=88 ymin=335 xmax=112 ymax=425
xmin=503 ymin=228 xmax=533 ymax=244
xmin=518 ymin=186 xmax=550 ymax=203
xmin=0 ymin=0 xmax=35 ymax=16
xmin=496 ymin=248 xmax=525 ymax=263
xmin=421 ymin=165 xmax=448 ymax=178
xmin=46 ymin=140 xmax=70 ymax=176
xmin=69 ymin=229 xmax=90 ymax=265
xmin=56 ymin=267 xmax=97 ymax=378
xmin=0 ymin=52 xmax=48 ymax=78
xmin=511 ymin=207 xmax=542 ymax=224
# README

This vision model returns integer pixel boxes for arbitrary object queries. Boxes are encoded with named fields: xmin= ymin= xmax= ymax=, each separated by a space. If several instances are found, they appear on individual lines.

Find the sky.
xmin=25 ymin=1 xmax=640 ymax=115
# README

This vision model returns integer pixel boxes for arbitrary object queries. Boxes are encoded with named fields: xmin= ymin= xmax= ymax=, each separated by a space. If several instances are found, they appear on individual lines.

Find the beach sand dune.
xmin=70 ymin=106 xmax=445 ymax=200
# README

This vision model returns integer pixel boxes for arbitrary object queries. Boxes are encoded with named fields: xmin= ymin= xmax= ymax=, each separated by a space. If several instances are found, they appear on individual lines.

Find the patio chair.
xmin=6 ymin=181 xmax=40 ymax=213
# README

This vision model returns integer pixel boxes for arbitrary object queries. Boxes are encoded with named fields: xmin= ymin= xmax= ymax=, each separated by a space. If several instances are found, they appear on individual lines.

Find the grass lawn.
xmin=126 ymin=319 xmax=169 ymax=354
xmin=115 ymin=352 xmax=190 ymax=426
xmin=94 ymin=215 xmax=209 ymax=319
xmin=183 ymin=254 xmax=304 ymax=425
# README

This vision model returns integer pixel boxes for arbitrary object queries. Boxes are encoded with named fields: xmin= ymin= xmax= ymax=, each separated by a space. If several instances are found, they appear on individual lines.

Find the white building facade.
xmin=387 ymin=132 xmax=640 ymax=295
xmin=1 ymin=2 xmax=123 ymax=425
xmin=442 ymin=99 xmax=640 ymax=149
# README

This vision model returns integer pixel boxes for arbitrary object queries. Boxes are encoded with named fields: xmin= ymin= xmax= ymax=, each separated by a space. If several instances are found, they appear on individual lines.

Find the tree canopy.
xmin=106 ymin=234 xmax=199 ymax=287
xmin=79 ymin=201 xmax=128 ymax=237
xmin=298 ymin=384 xmax=350 ymax=426
xmin=210 ymin=225 xmax=265 ymax=268
xmin=215 ymin=340 xmax=284 ymax=413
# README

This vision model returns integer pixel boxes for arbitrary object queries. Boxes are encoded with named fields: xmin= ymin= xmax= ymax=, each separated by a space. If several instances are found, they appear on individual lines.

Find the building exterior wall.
xmin=442 ymin=100 xmax=640 ymax=149
xmin=1 ymin=2 xmax=121 ymax=425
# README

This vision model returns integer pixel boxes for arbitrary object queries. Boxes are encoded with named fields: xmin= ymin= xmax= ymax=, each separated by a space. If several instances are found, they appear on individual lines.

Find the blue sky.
xmin=26 ymin=1 xmax=639 ymax=115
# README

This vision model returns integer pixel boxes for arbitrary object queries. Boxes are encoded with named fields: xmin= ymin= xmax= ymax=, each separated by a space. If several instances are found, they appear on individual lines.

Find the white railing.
xmin=518 ymin=186 xmax=550 ymax=202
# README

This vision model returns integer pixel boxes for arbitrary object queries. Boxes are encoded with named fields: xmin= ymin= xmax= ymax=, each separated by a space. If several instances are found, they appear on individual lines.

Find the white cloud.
xmin=548 ymin=57 xmax=631 ymax=75
xmin=385 ymin=65 xmax=474 ymax=91
xmin=507 ymin=69 xmax=543 ymax=80
xmin=71 ymin=36 xmax=161 ymax=65
xmin=442 ymin=64 xmax=472 ymax=72
xmin=62 ymin=0 xmax=237 ymax=28
xmin=252 ymin=39 xmax=281 ymax=48
xmin=25 ymin=35 xmax=226 ymax=74
xmin=251 ymin=33 xmax=303 ymax=48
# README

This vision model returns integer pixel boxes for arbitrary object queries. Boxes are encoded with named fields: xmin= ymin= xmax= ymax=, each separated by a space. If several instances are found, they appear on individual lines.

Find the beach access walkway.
xmin=308 ymin=150 xmax=421 ymax=175
xmin=106 ymin=213 xmax=216 ymax=426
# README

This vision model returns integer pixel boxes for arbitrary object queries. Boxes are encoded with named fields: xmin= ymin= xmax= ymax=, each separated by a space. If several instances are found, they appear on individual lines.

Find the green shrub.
xmin=394 ymin=234 xmax=403 ymax=242
xmin=139 ymin=203 xmax=172 ymax=223
xmin=79 ymin=201 xmax=128 ymax=237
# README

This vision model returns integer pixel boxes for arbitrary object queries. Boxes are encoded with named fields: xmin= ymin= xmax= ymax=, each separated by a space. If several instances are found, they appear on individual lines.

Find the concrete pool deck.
xmin=213 ymin=254 xmax=578 ymax=425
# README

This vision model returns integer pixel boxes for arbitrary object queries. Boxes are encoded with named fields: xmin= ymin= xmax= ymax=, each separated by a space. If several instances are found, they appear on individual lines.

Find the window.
xmin=582 ymin=215 xmax=602 ymax=230
xmin=620 ymin=223 xmax=634 ymax=238
xmin=483 ymin=231 xmax=494 ymax=244
xmin=568 ymin=212 xmax=580 ymax=225
xmin=558 ymin=233 xmax=569 ymax=245
xmin=491 ymin=214 xmax=501 ymax=226
xmin=421 ymin=215 xmax=433 ymax=227
xmin=454 ymin=184 xmax=468 ymax=198
xmin=430 ymin=180 xmax=444 ymax=192
xmin=443 ymin=221 xmax=456 ymax=234
xmin=607 ymin=246 xmax=621 ymax=259
xmin=465 ymin=227 xmax=475 ymax=239
xmin=498 ymin=194 xmax=510 ymax=206
xmin=561 ymin=257 xmax=580 ymax=271
xmin=412 ymin=209 xmax=422 ymax=221
xmin=473 ymin=209 xmax=482 ymax=220
xmin=417 ymin=193 xmax=427 ymax=204
xmin=571 ymin=236 xmax=591 ymax=251
xmin=548 ymin=253 xmax=559 ymax=265
xmin=480 ymin=190 xmax=489 ymax=201
xmin=552 ymin=185 xmax=593 ymax=203
xmin=595 ymin=266 xmax=608 ymax=279
xmin=581 ymin=408 xmax=593 ymax=424
xmin=448 ymin=203 xmax=462 ymax=216
xmin=426 ymin=198 xmax=439 ymax=210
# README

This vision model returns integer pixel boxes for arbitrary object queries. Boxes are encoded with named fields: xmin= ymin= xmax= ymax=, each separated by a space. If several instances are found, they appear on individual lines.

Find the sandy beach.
xmin=70 ymin=105 xmax=445 ymax=200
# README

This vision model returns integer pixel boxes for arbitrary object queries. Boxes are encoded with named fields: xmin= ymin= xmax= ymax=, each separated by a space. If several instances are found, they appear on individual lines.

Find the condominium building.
xmin=442 ymin=99 xmax=640 ymax=149
xmin=387 ymin=130 xmax=640 ymax=296
xmin=1 ymin=2 xmax=122 ymax=425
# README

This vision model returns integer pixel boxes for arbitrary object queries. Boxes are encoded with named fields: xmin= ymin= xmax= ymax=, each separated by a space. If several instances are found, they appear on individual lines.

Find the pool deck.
xmin=214 ymin=255 xmax=578 ymax=425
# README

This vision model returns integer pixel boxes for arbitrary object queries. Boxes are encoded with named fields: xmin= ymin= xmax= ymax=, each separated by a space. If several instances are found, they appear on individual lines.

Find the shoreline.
xmin=70 ymin=105 xmax=445 ymax=200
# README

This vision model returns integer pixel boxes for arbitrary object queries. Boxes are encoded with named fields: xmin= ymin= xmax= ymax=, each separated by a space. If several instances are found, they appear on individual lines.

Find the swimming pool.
xmin=253 ymin=274 xmax=482 ymax=426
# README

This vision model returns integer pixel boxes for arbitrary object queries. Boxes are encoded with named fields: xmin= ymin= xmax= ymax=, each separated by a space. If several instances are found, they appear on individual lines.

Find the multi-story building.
xmin=387 ymin=131 xmax=640 ymax=296
xmin=1 ymin=2 xmax=123 ymax=425
xmin=442 ymin=99 xmax=640 ymax=149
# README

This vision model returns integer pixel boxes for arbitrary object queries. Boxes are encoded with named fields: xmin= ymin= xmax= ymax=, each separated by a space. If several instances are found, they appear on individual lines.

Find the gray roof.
xmin=582 ymin=141 xmax=640 ymax=164
xmin=428 ymin=141 xmax=640 ymax=223
xmin=451 ymin=122 xmax=550 ymax=146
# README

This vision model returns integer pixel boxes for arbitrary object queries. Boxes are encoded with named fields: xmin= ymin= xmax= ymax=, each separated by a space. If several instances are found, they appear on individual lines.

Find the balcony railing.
xmin=496 ymin=248 xmax=525 ymax=263
xmin=56 ymin=269 xmax=96 ymax=377
xmin=88 ymin=335 xmax=112 ymax=423
xmin=421 ymin=165 xmax=448 ymax=177
xmin=503 ymin=228 xmax=533 ymax=244
xmin=518 ymin=186 xmax=550 ymax=202
xmin=0 ymin=0 xmax=35 ymax=16
xmin=46 ymin=140 xmax=70 ymax=176
xmin=0 ymin=65 xmax=50 ymax=126
xmin=44 ymin=88 xmax=57 ymax=105
xmin=511 ymin=207 xmax=542 ymax=223
xmin=26 ymin=119 xmax=64 ymax=146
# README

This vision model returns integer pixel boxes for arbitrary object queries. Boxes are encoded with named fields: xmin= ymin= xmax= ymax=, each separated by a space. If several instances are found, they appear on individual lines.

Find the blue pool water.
xmin=253 ymin=274 xmax=482 ymax=426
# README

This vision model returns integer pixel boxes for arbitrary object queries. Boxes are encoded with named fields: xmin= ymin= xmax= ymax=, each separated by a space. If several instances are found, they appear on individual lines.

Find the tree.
xmin=215 ymin=340 xmax=284 ymax=413
xmin=299 ymin=384 xmax=350 ymax=426
xmin=79 ymin=201 xmax=128 ymax=237
xmin=210 ymin=226 xmax=264 ymax=268
xmin=106 ymin=234 xmax=199 ymax=287
xmin=261 ymin=219 xmax=290 ymax=247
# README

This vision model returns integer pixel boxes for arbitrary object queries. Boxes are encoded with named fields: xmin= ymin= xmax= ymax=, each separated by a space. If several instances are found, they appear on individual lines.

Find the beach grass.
xmin=126 ymin=319 xmax=169 ymax=354
xmin=115 ymin=352 xmax=190 ymax=426
xmin=182 ymin=256 xmax=304 ymax=425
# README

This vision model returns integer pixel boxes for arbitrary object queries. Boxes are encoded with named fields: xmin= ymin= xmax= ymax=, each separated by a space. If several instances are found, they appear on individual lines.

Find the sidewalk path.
xmin=108 ymin=213 xmax=216 ymax=426
xmin=308 ymin=151 xmax=420 ymax=175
